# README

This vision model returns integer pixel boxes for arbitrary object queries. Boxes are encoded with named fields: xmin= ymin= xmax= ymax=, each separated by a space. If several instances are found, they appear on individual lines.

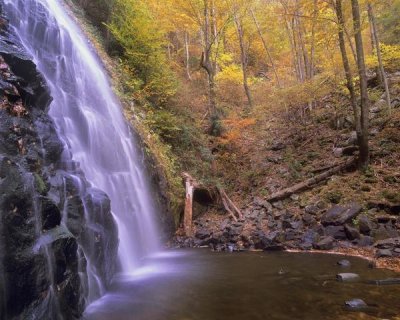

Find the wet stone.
xmin=337 ymin=273 xmax=360 ymax=282
xmin=345 ymin=299 xmax=367 ymax=310
xmin=337 ymin=259 xmax=351 ymax=267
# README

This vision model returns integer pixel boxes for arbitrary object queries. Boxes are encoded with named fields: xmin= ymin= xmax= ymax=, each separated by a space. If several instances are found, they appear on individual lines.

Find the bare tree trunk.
xmin=309 ymin=0 xmax=318 ymax=78
xmin=234 ymin=13 xmax=253 ymax=108
xmin=335 ymin=0 xmax=362 ymax=146
xmin=344 ymin=27 xmax=358 ymax=64
xmin=201 ymin=0 xmax=218 ymax=134
xmin=183 ymin=173 xmax=196 ymax=237
xmin=351 ymin=0 xmax=370 ymax=169
xmin=250 ymin=9 xmax=281 ymax=87
xmin=368 ymin=3 xmax=391 ymax=114
xmin=184 ymin=31 xmax=192 ymax=81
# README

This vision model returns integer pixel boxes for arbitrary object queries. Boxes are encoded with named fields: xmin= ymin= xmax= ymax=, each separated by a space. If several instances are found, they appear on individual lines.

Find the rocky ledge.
xmin=173 ymin=198 xmax=400 ymax=264
xmin=0 ymin=9 xmax=118 ymax=320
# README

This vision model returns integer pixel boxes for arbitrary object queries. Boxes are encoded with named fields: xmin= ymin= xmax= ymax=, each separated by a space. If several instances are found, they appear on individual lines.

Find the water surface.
xmin=84 ymin=250 xmax=400 ymax=320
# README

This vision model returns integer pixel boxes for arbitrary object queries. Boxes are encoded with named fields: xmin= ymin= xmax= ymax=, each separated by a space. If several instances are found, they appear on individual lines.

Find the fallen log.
xmin=266 ymin=157 xmax=356 ymax=202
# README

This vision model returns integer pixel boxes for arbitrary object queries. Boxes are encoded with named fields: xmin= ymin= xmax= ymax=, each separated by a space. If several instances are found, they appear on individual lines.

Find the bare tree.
xmin=368 ymin=2 xmax=391 ymax=114
xmin=233 ymin=11 xmax=253 ymax=108
xmin=351 ymin=0 xmax=370 ymax=169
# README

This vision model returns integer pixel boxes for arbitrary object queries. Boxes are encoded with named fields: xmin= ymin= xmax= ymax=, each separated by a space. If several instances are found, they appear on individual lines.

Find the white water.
xmin=3 ymin=0 xmax=160 ymax=272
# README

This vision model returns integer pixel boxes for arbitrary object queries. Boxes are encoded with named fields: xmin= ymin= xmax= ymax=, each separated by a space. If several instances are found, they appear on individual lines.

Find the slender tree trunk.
xmin=344 ymin=27 xmax=358 ymax=64
xmin=234 ymin=14 xmax=253 ymax=108
xmin=351 ymin=0 xmax=370 ymax=169
xmin=368 ymin=3 xmax=391 ymax=114
xmin=250 ymin=9 xmax=281 ymax=87
xmin=309 ymin=0 xmax=318 ymax=78
xmin=184 ymin=31 xmax=192 ymax=81
xmin=335 ymin=0 xmax=362 ymax=148
xmin=201 ymin=0 xmax=218 ymax=134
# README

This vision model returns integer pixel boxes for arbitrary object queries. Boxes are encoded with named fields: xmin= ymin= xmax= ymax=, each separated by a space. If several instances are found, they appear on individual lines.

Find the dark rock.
xmin=313 ymin=236 xmax=334 ymax=250
xmin=376 ymin=249 xmax=393 ymax=258
xmin=302 ymin=213 xmax=314 ymax=225
xmin=321 ymin=203 xmax=362 ymax=226
xmin=358 ymin=214 xmax=373 ymax=235
xmin=302 ymin=229 xmax=320 ymax=248
xmin=372 ymin=225 xmax=392 ymax=241
xmin=337 ymin=259 xmax=351 ymax=267
xmin=337 ymin=273 xmax=360 ymax=282
xmin=344 ymin=224 xmax=360 ymax=240
xmin=324 ymin=225 xmax=347 ymax=240
xmin=270 ymin=142 xmax=286 ymax=151
xmin=374 ymin=237 xmax=400 ymax=249
xmin=272 ymin=201 xmax=284 ymax=210
xmin=357 ymin=236 xmax=374 ymax=247
xmin=305 ymin=205 xmax=320 ymax=215
xmin=0 ymin=15 xmax=118 ymax=320
xmin=345 ymin=299 xmax=367 ymax=310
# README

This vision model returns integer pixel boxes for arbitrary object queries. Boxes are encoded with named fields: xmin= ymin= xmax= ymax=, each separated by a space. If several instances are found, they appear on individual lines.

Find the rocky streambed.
xmin=173 ymin=198 xmax=400 ymax=270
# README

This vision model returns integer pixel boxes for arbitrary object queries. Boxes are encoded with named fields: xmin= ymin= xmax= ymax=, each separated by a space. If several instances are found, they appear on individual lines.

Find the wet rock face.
xmin=0 ymin=10 xmax=118 ymax=320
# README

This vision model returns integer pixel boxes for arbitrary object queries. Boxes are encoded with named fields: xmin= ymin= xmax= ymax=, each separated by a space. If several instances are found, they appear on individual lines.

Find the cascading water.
xmin=2 ymin=0 xmax=160 ymax=275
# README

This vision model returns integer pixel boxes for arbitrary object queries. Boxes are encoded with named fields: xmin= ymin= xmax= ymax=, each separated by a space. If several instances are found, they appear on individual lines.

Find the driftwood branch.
xmin=218 ymin=187 xmax=243 ymax=220
xmin=267 ymin=157 xmax=356 ymax=202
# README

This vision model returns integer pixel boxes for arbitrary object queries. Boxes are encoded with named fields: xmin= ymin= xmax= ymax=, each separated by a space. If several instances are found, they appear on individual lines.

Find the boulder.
xmin=313 ymin=236 xmax=334 ymax=250
xmin=376 ymin=249 xmax=393 ymax=258
xmin=324 ymin=226 xmax=347 ymax=240
xmin=358 ymin=214 xmax=373 ymax=235
xmin=321 ymin=203 xmax=362 ymax=226
xmin=337 ymin=273 xmax=360 ymax=282
xmin=344 ymin=224 xmax=360 ymax=240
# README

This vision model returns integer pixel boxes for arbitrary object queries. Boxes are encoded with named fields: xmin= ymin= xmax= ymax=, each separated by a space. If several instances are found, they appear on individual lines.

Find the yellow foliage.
xmin=366 ymin=43 xmax=400 ymax=71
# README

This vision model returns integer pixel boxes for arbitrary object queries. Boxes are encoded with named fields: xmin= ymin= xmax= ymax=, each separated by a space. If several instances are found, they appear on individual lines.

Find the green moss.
xmin=382 ymin=190 xmax=400 ymax=203
xmin=34 ymin=173 xmax=47 ymax=195
xmin=360 ymin=185 xmax=371 ymax=192
xmin=325 ymin=190 xmax=342 ymax=204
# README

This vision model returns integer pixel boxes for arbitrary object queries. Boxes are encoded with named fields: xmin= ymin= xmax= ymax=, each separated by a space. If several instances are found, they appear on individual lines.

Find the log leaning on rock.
xmin=266 ymin=157 xmax=356 ymax=202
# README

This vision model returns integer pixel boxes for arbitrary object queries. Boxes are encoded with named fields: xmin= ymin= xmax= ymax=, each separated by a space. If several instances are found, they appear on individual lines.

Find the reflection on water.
xmin=84 ymin=250 xmax=400 ymax=320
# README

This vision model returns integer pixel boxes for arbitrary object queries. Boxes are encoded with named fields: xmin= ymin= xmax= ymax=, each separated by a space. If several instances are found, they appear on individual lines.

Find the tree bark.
xmin=368 ymin=3 xmax=391 ymax=114
xmin=234 ymin=13 xmax=253 ymax=109
xmin=351 ymin=0 xmax=370 ymax=169
xmin=184 ymin=31 xmax=192 ymax=81
xmin=201 ymin=0 xmax=219 ymax=135
xmin=335 ymin=0 xmax=362 ymax=148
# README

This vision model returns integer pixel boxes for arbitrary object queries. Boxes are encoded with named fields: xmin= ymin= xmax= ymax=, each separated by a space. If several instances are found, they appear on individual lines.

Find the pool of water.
xmin=83 ymin=250 xmax=400 ymax=320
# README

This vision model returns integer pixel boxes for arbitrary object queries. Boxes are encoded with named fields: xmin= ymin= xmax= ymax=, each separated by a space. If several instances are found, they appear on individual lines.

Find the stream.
xmin=84 ymin=250 xmax=400 ymax=320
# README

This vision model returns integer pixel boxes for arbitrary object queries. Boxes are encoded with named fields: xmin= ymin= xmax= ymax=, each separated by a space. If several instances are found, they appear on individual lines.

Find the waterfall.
xmin=2 ymin=0 xmax=160 ymax=274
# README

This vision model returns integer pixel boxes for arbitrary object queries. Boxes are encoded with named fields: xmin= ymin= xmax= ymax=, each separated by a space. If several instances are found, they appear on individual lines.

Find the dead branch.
xmin=218 ymin=187 xmax=243 ymax=220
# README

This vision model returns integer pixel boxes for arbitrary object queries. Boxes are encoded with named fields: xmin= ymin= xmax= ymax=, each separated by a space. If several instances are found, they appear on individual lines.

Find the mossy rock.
xmin=382 ymin=190 xmax=400 ymax=203
xmin=361 ymin=185 xmax=371 ymax=192
xmin=325 ymin=191 xmax=343 ymax=204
